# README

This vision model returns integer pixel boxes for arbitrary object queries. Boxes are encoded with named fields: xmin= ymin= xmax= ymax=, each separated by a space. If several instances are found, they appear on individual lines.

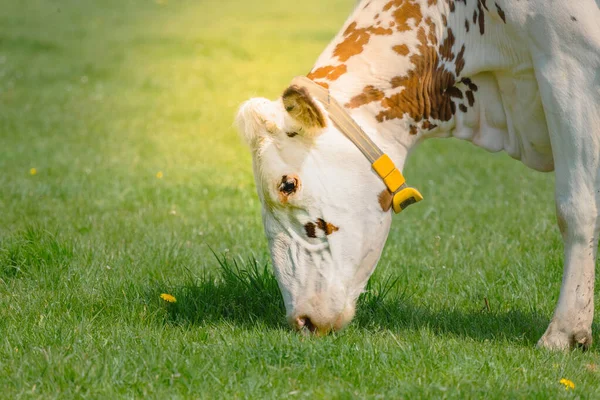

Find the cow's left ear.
xmin=282 ymin=85 xmax=327 ymax=136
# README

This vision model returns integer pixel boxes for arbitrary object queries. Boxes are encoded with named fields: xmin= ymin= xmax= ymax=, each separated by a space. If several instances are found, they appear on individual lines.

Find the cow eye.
xmin=286 ymin=131 xmax=298 ymax=138
xmin=279 ymin=175 xmax=298 ymax=195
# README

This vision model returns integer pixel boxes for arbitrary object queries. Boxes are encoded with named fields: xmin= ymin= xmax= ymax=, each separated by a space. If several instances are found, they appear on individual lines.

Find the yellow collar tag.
xmin=372 ymin=154 xmax=423 ymax=213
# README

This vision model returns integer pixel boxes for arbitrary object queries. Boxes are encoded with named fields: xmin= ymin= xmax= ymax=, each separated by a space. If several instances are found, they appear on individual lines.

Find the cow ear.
xmin=282 ymin=85 xmax=327 ymax=136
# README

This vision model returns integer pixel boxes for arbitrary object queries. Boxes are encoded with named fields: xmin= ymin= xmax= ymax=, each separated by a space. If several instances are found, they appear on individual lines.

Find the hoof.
xmin=537 ymin=329 xmax=592 ymax=351
xmin=573 ymin=330 xmax=593 ymax=351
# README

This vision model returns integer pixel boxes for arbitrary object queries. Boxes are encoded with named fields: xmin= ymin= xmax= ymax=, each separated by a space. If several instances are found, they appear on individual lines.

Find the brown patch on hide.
xmin=465 ymin=19 xmax=470 ymax=32
xmin=307 ymin=64 xmax=348 ymax=82
xmin=393 ymin=44 xmax=410 ymax=56
xmin=446 ymin=86 xmax=463 ymax=99
xmin=304 ymin=222 xmax=317 ymax=238
xmin=277 ymin=174 xmax=300 ymax=204
xmin=495 ymin=3 xmax=506 ymax=23
xmin=346 ymin=85 xmax=385 ymax=109
xmin=331 ymin=0 xmax=474 ymax=132
xmin=440 ymin=29 xmax=455 ymax=61
xmin=460 ymin=77 xmax=478 ymax=92
xmin=305 ymin=219 xmax=339 ymax=238
xmin=344 ymin=1 xmax=470 ymax=128
xmin=383 ymin=0 xmax=424 ymax=32
xmin=425 ymin=17 xmax=437 ymax=44
xmin=465 ymin=89 xmax=475 ymax=107
xmin=459 ymin=103 xmax=468 ymax=112
xmin=333 ymin=22 xmax=368 ymax=62
xmin=378 ymin=189 xmax=393 ymax=212
xmin=455 ymin=45 xmax=466 ymax=76
xmin=282 ymin=85 xmax=327 ymax=129
xmin=447 ymin=0 xmax=455 ymax=12
xmin=374 ymin=25 xmax=461 ymax=123
xmin=333 ymin=22 xmax=393 ymax=62
xmin=316 ymin=218 xmax=339 ymax=235
xmin=476 ymin=0 xmax=486 ymax=34
xmin=422 ymin=120 xmax=437 ymax=130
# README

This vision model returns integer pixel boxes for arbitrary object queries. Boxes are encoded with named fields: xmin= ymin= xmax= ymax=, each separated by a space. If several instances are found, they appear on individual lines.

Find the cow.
xmin=235 ymin=0 xmax=600 ymax=350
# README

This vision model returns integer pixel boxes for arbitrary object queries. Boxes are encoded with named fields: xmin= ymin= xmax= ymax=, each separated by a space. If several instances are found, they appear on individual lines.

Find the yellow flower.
xmin=29 ymin=168 xmax=37 ymax=175
xmin=160 ymin=293 xmax=176 ymax=303
xmin=559 ymin=378 xmax=575 ymax=390
xmin=156 ymin=171 xmax=163 ymax=179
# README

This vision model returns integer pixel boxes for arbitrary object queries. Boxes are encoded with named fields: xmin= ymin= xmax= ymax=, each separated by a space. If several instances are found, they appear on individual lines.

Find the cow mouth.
xmin=296 ymin=315 xmax=318 ymax=334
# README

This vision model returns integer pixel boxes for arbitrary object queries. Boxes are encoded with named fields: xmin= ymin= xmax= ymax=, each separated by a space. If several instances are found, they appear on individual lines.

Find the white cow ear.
xmin=235 ymin=98 xmax=280 ymax=148
xmin=282 ymin=85 xmax=327 ymax=137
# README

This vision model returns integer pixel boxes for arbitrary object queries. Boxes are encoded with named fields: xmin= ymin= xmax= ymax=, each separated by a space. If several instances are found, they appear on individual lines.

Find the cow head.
xmin=236 ymin=84 xmax=397 ymax=335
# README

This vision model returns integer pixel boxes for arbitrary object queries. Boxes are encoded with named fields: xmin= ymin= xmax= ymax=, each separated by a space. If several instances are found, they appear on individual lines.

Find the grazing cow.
xmin=236 ymin=0 xmax=600 ymax=350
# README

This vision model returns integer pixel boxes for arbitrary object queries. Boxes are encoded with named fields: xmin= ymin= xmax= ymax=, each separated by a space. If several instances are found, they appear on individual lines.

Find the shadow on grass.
xmin=158 ymin=254 xmax=571 ymax=346
xmin=158 ymin=254 xmax=287 ymax=329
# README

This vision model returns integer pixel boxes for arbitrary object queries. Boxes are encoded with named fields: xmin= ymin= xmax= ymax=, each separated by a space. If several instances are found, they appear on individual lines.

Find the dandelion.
xmin=156 ymin=171 xmax=163 ymax=179
xmin=559 ymin=378 xmax=575 ymax=390
xmin=29 ymin=168 xmax=37 ymax=175
xmin=160 ymin=293 xmax=176 ymax=303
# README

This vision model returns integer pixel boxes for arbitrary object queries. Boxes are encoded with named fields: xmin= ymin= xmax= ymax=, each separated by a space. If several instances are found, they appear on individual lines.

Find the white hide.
xmin=238 ymin=0 xmax=600 ymax=347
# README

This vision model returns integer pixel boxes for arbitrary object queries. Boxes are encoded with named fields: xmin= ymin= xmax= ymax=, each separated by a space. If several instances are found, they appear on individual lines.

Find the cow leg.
xmin=531 ymin=53 xmax=600 ymax=350
xmin=538 ymin=194 xmax=598 ymax=351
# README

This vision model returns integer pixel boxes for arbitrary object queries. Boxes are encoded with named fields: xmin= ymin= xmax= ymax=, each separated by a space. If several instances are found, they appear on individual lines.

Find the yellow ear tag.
xmin=392 ymin=187 xmax=424 ymax=213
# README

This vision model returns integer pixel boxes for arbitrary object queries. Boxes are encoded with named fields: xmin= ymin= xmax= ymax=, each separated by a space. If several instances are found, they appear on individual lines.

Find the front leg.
xmin=530 ymin=50 xmax=600 ymax=350
xmin=538 ymin=199 xmax=597 ymax=350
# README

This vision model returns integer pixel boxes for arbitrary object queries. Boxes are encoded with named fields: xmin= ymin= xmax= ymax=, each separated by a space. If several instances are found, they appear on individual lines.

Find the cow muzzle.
xmin=288 ymin=303 xmax=356 ymax=336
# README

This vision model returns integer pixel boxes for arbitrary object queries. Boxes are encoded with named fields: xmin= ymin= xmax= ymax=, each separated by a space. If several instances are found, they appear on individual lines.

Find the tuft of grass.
xmin=160 ymin=253 xmax=285 ymax=328
xmin=0 ymin=226 xmax=73 ymax=283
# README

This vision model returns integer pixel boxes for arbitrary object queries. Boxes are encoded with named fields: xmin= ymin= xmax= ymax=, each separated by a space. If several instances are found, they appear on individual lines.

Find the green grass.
xmin=0 ymin=0 xmax=599 ymax=397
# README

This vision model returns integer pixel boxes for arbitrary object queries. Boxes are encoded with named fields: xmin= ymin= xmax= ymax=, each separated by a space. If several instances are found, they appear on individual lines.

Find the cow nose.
xmin=295 ymin=316 xmax=317 ymax=333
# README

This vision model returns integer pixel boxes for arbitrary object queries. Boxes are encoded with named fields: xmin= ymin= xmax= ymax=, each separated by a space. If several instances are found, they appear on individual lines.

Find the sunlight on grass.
xmin=0 ymin=0 xmax=599 ymax=397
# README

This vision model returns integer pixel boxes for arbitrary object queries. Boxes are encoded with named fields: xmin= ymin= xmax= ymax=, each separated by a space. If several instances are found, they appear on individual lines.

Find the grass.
xmin=0 ymin=0 xmax=599 ymax=397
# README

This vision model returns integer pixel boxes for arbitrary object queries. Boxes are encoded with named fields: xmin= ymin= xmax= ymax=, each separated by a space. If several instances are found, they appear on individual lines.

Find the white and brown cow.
xmin=236 ymin=0 xmax=600 ymax=350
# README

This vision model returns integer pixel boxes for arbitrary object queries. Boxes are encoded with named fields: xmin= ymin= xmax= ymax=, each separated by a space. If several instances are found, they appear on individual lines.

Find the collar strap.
xmin=290 ymin=76 xmax=423 ymax=213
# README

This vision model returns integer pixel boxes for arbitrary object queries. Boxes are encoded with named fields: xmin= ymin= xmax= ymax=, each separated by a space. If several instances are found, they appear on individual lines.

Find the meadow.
xmin=0 ymin=0 xmax=598 ymax=398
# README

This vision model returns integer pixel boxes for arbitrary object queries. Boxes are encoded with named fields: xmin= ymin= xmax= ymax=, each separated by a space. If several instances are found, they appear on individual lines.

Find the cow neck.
xmin=306 ymin=2 xmax=474 ymax=154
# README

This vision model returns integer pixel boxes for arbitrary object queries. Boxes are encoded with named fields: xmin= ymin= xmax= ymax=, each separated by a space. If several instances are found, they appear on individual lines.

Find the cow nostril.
xmin=296 ymin=316 xmax=317 ymax=333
